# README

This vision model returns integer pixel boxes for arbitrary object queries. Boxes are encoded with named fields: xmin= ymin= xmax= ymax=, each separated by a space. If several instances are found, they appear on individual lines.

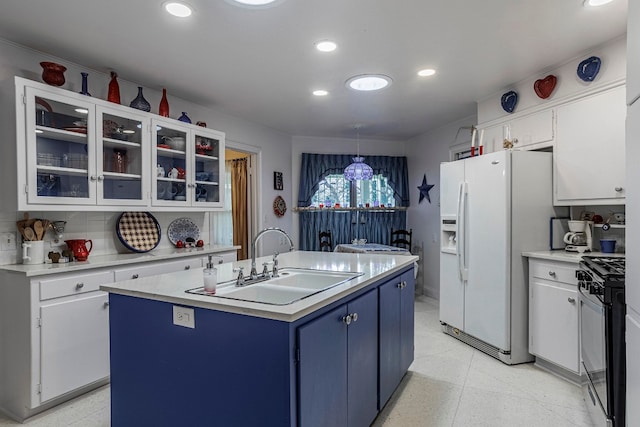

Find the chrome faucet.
xmin=250 ymin=227 xmax=294 ymax=280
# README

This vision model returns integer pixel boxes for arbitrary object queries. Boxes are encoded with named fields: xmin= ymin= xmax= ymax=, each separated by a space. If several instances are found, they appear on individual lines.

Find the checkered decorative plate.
xmin=116 ymin=212 xmax=161 ymax=253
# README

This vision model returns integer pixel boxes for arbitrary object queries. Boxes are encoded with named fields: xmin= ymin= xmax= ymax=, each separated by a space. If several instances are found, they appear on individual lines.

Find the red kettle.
xmin=65 ymin=239 xmax=93 ymax=261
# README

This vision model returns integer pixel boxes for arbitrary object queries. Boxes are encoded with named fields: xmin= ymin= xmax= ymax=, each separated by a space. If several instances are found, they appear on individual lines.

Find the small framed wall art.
xmin=274 ymin=171 xmax=283 ymax=190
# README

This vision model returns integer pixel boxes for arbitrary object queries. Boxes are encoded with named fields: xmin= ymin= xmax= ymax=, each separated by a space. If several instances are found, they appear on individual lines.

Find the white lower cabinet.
xmin=40 ymin=292 xmax=110 ymax=402
xmin=528 ymin=259 xmax=580 ymax=375
xmin=0 ymin=251 xmax=235 ymax=421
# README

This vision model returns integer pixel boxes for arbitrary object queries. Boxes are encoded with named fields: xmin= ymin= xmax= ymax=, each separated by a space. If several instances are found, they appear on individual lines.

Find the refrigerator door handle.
xmin=457 ymin=182 xmax=468 ymax=281
xmin=461 ymin=182 xmax=468 ymax=281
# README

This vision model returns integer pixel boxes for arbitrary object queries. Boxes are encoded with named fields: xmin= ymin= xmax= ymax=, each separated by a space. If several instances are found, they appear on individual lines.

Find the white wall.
xmin=0 ymin=38 xmax=293 ymax=264
xmin=405 ymin=115 xmax=477 ymax=297
xmin=478 ymin=36 xmax=626 ymax=124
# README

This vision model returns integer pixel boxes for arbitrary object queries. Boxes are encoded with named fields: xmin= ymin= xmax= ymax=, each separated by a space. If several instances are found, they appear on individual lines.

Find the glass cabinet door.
xmin=97 ymin=107 xmax=149 ymax=206
xmin=193 ymin=128 xmax=224 ymax=207
xmin=152 ymin=119 xmax=190 ymax=206
xmin=26 ymin=87 xmax=96 ymax=205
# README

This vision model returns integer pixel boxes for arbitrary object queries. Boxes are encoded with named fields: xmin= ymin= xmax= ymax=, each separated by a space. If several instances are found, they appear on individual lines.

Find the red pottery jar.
xmin=40 ymin=61 xmax=67 ymax=86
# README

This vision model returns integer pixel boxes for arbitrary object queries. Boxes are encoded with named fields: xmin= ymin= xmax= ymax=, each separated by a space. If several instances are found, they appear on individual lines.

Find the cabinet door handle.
xmin=342 ymin=314 xmax=352 ymax=325
xmin=568 ymin=297 xmax=576 ymax=304
xmin=350 ymin=312 xmax=358 ymax=322
xmin=132 ymin=274 xmax=139 ymax=279
xmin=97 ymin=175 xmax=104 ymax=182
xmin=103 ymin=301 xmax=110 ymax=308
xmin=90 ymin=175 xmax=98 ymax=182
xmin=615 ymin=187 xmax=623 ymax=192
xmin=75 ymin=282 xmax=84 ymax=290
xmin=184 ymin=265 xmax=191 ymax=270
xmin=548 ymin=271 xmax=556 ymax=277
xmin=397 ymin=282 xmax=402 ymax=289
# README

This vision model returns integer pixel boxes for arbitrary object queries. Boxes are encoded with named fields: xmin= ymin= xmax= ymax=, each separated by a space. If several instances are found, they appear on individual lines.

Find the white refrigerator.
xmin=439 ymin=150 xmax=555 ymax=364
xmin=626 ymin=4 xmax=640 ymax=419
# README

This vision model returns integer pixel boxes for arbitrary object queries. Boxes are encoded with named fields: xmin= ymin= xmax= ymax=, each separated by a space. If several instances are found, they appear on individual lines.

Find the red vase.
xmin=40 ymin=62 xmax=66 ymax=86
xmin=159 ymin=88 xmax=169 ymax=117
xmin=108 ymin=71 xmax=121 ymax=104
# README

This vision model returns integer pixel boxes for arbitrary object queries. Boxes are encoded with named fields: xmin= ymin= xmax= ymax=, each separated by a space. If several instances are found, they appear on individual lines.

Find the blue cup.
xmin=600 ymin=239 xmax=616 ymax=253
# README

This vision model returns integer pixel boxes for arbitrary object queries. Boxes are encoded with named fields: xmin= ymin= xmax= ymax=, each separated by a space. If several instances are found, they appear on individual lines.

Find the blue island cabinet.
xmin=379 ymin=268 xmax=415 ymax=407
xmin=108 ymin=266 xmax=414 ymax=427
xmin=298 ymin=289 xmax=378 ymax=427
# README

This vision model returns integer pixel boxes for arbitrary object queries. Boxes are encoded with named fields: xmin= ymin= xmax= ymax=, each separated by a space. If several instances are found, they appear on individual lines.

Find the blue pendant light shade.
xmin=344 ymin=126 xmax=373 ymax=181
xmin=344 ymin=157 xmax=374 ymax=181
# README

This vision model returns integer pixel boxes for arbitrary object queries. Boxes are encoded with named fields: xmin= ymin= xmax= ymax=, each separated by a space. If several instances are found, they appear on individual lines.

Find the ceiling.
xmin=0 ymin=0 xmax=628 ymax=140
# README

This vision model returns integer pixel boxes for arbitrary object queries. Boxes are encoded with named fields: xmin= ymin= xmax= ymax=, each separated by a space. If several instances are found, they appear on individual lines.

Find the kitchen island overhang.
xmin=102 ymin=251 xmax=417 ymax=426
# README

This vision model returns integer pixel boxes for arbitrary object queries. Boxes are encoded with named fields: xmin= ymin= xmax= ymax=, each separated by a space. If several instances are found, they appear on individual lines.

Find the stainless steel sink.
xmin=186 ymin=268 xmax=362 ymax=305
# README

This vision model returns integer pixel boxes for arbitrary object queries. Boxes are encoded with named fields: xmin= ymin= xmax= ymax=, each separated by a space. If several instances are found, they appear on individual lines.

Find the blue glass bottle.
xmin=79 ymin=72 xmax=91 ymax=96
xmin=178 ymin=112 xmax=192 ymax=123
xmin=130 ymin=87 xmax=151 ymax=112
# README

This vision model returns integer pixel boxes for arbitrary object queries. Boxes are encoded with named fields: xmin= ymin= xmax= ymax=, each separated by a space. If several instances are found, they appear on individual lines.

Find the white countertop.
xmin=522 ymin=250 xmax=625 ymax=263
xmin=0 ymin=245 xmax=239 ymax=277
xmin=101 ymin=251 xmax=419 ymax=322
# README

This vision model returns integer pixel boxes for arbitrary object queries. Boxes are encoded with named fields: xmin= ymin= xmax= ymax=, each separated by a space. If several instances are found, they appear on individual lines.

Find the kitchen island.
xmin=101 ymin=251 xmax=418 ymax=427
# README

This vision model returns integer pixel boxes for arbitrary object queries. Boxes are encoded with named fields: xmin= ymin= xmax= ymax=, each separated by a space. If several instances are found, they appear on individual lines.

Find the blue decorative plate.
xmin=577 ymin=56 xmax=601 ymax=82
xmin=167 ymin=217 xmax=200 ymax=245
xmin=116 ymin=212 xmax=161 ymax=253
xmin=501 ymin=90 xmax=518 ymax=113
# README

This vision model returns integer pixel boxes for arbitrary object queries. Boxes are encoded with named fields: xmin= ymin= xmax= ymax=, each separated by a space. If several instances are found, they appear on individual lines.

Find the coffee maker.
xmin=563 ymin=220 xmax=593 ymax=253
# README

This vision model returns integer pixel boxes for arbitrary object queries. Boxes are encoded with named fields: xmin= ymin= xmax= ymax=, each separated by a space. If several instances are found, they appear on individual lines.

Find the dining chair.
xmin=319 ymin=230 xmax=333 ymax=252
xmin=390 ymin=228 xmax=412 ymax=251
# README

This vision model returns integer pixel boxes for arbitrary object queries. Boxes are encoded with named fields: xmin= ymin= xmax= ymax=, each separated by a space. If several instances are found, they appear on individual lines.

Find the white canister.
xmin=22 ymin=240 xmax=45 ymax=264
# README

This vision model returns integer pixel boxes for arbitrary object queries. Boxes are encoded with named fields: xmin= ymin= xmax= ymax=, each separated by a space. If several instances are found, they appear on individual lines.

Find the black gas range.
xmin=577 ymin=256 xmax=626 ymax=427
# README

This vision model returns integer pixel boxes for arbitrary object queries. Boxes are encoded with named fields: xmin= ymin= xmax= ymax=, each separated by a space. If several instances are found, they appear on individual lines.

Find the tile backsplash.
xmin=0 ymin=211 xmax=210 ymax=265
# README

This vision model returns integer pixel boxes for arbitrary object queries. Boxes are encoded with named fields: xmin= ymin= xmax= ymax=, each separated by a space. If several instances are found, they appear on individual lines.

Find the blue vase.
xmin=178 ymin=112 xmax=192 ymax=123
xmin=79 ymin=72 xmax=91 ymax=96
xmin=130 ymin=87 xmax=151 ymax=112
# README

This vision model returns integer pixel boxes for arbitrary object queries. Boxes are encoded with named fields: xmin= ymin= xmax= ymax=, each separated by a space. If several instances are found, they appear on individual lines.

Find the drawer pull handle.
xmin=568 ymin=297 xmax=576 ymax=304
xmin=132 ymin=274 xmax=139 ymax=279
xmin=548 ymin=271 xmax=556 ymax=277
xmin=184 ymin=265 xmax=191 ymax=270
xmin=615 ymin=187 xmax=623 ymax=192
xmin=75 ymin=282 xmax=84 ymax=290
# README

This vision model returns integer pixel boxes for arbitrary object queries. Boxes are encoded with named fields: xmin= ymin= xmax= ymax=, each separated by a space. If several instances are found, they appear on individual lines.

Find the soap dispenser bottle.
xmin=203 ymin=255 xmax=217 ymax=294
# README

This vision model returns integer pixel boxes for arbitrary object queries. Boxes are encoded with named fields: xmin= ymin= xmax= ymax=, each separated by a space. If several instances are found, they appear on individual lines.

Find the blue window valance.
xmin=297 ymin=153 xmax=410 ymax=208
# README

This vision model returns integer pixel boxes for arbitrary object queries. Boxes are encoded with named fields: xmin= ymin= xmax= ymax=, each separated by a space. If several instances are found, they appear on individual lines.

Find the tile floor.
xmin=0 ymin=296 xmax=593 ymax=426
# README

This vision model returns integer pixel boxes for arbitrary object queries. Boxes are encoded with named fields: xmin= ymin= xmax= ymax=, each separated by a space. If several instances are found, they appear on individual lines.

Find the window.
xmin=311 ymin=174 xmax=396 ymax=207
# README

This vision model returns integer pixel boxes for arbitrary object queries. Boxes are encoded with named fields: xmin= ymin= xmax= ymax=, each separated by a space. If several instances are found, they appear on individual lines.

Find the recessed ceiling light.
xmin=313 ymin=90 xmax=329 ymax=96
xmin=417 ymin=68 xmax=436 ymax=77
xmin=231 ymin=0 xmax=279 ymax=5
xmin=164 ymin=2 xmax=192 ymax=17
xmin=346 ymin=74 xmax=392 ymax=92
xmin=584 ymin=0 xmax=613 ymax=6
xmin=315 ymin=40 xmax=337 ymax=52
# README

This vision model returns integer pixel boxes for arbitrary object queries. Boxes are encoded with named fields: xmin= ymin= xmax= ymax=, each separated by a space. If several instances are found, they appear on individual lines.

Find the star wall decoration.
xmin=417 ymin=174 xmax=434 ymax=204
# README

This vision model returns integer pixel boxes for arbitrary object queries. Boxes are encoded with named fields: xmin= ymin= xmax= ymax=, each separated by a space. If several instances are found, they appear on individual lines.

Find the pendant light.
xmin=344 ymin=126 xmax=373 ymax=181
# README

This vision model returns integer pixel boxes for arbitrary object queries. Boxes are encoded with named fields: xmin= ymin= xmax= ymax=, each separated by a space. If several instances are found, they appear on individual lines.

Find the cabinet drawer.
xmin=39 ymin=271 xmax=114 ymax=301
xmin=114 ymin=258 xmax=202 ymax=281
xmin=530 ymin=261 xmax=578 ymax=285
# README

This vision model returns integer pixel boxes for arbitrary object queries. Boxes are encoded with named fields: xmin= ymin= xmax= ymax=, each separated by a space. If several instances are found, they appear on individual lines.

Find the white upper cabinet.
xmin=13 ymin=76 xmax=224 ymax=211
xmin=554 ymin=85 xmax=626 ymax=205
xmin=152 ymin=119 xmax=224 ymax=208
xmin=480 ymin=109 xmax=554 ymax=153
